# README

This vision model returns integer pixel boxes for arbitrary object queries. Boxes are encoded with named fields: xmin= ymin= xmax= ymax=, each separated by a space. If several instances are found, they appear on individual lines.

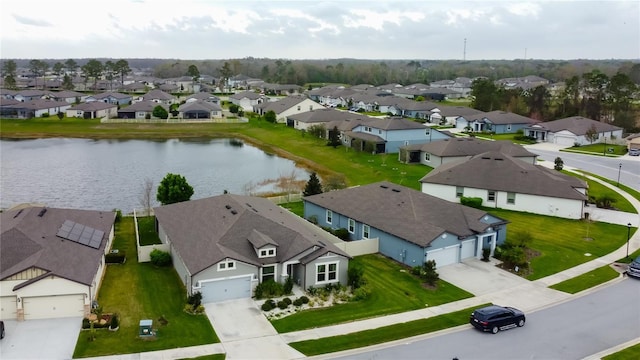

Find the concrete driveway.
xmin=0 ymin=317 xmax=82 ymax=360
xmin=204 ymin=298 xmax=304 ymax=359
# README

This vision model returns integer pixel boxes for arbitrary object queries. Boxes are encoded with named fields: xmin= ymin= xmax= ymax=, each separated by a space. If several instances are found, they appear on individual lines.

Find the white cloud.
xmin=507 ymin=2 xmax=541 ymax=17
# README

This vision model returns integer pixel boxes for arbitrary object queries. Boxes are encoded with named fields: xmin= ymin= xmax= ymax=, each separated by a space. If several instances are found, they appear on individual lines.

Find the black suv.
xmin=628 ymin=256 xmax=640 ymax=278
xmin=470 ymin=305 xmax=526 ymax=334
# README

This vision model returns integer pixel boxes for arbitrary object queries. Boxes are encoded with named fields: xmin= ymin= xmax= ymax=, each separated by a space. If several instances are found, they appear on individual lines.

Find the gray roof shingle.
xmin=531 ymin=116 xmax=622 ymax=135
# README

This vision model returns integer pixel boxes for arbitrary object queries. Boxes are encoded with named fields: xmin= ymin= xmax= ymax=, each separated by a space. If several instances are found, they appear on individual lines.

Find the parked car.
xmin=1 ymin=320 xmax=4 ymax=339
xmin=628 ymin=148 xmax=640 ymax=156
xmin=627 ymin=256 xmax=640 ymax=278
xmin=470 ymin=305 xmax=526 ymax=334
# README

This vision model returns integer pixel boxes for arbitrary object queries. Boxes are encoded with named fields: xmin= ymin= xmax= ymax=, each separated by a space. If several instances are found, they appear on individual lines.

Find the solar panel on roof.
xmin=56 ymin=220 xmax=104 ymax=249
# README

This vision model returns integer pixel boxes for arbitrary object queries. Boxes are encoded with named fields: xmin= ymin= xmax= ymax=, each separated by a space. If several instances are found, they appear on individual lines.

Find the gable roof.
xmin=470 ymin=110 xmax=540 ymax=125
xmin=4 ymin=99 xmax=69 ymax=110
xmin=230 ymin=91 xmax=263 ymax=100
xmin=304 ymin=182 xmax=505 ymax=246
xmin=287 ymin=108 xmax=371 ymax=123
xmin=68 ymin=102 xmax=117 ymax=111
xmin=88 ymin=92 xmax=132 ymax=100
xmin=406 ymin=138 xmax=537 ymax=158
xmin=437 ymin=105 xmax=486 ymax=118
xmin=254 ymin=96 xmax=314 ymax=113
xmin=361 ymin=117 xmax=429 ymax=131
xmin=47 ymin=90 xmax=85 ymax=99
xmin=186 ymin=93 xmax=220 ymax=102
xmin=0 ymin=207 xmax=115 ymax=286
xmin=420 ymin=151 xmax=587 ymax=200
xmin=153 ymin=195 xmax=349 ymax=276
xmin=529 ymin=116 xmax=623 ymax=135
xmin=178 ymin=100 xmax=221 ymax=112
xmin=142 ymin=89 xmax=176 ymax=101
xmin=118 ymin=100 xmax=168 ymax=113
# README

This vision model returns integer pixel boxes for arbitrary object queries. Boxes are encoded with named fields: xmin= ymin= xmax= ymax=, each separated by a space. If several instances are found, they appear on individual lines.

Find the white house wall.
xmin=276 ymin=99 xmax=322 ymax=123
xmin=0 ymin=276 xmax=91 ymax=315
xmin=192 ymin=261 xmax=258 ymax=287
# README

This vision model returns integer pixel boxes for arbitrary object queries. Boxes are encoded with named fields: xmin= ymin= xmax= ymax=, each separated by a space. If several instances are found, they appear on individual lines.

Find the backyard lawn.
xmin=137 ymin=216 xmax=162 ymax=245
xmin=73 ymin=217 xmax=218 ymax=358
xmin=488 ymin=208 xmax=637 ymax=280
xmin=270 ymin=254 xmax=473 ymax=333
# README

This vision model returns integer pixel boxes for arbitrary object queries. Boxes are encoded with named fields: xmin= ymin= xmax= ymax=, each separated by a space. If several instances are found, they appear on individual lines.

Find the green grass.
xmin=271 ymin=254 xmax=473 ymax=333
xmin=602 ymin=342 xmax=640 ymax=360
xmin=280 ymin=201 xmax=304 ymax=217
xmin=137 ymin=216 xmax=162 ymax=245
xmin=487 ymin=208 xmax=637 ymax=280
xmin=289 ymin=304 xmax=488 ymax=356
xmin=561 ymin=143 xmax=627 ymax=156
xmin=562 ymin=171 xmax=637 ymax=213
xmin=73 ymin=217 xmax=218 ymax=358
xmin=178 ymin=355 xmax=226 ymax=360
xmin=549 ymin=265 xmax=620 ymax=293
xmin=577 ymin=170 xmax=640 ymax=203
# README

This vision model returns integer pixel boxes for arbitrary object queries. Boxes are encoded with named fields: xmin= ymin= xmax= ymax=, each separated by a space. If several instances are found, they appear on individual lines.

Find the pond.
xmin=0 ymin=138 xmax=309 ymax=213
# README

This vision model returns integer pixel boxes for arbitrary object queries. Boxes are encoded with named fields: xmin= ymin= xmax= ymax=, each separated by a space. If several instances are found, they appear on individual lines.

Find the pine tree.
xmin=303 ymin=172 xmax=323 ymax=196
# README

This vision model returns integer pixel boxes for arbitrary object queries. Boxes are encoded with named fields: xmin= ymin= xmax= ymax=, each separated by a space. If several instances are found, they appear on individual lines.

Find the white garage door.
xmin=554 ymin=135 xmax=576 ymax=146
xmin=426 ymin=245 xmax=459 ymax=268
xmin=23 ymin=294 xmax=85 ymax=320
xmin=1 ymin=296 xmax=17 ymax=320
xmin=200 ymin=276 xmax=252 ymax=303
xmin=460 ymin=239 xmax=477 ymax=260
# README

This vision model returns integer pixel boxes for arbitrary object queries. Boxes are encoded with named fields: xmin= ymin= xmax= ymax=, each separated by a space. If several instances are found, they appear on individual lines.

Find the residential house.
xmin=185 ymin=93 xmax=220 ymax=104
xmin=0 ymin=206 xmax=116 ymax=321
xmin=46 ymin=90 xmax=87 ymax=104
xmin=0 ymin=89 xmax=18 ymax=99
xmin=524 ymin=116 xmax=624 ymax=147
xmin=253 ymin=96 xmax=323 ymax=123
xmin=456 ymin=110 xmax=540 ymax=134
xmin=304 ymin=182 xmax=508 ymax=268
xmin=13 ymin=90 xmax=45 ymax=102
xmin=85 ymin=92 xmax=132 ymax=106
xmin=229 ymin=90 xmax=267 ymax=112
xmin=400 ymin=138 xmax=538 ymax=167
xmin=153 ymin=194 xmax=351 ymax=303
xmin=122 ymin=82 xmax=147 ymax=93
xmin=391 ymin=99 xmax=441 ymax=121
xmin=625 ymin=133 xmax=640 ymax=151
xmin=177 ymin=101 xmax=223 ymax=120
xmin=66 ymin=102 xmax=118 ymax=119
xmin=285 ymin=108 xmax=371 ymax=130
xmin=139 ymin=89 xmax=177 ymax=105
xmin=0 ymin=99 xmax=71 ymax=119
xmin=436 ymin=105 xmax=485 ymax=126
xmin=117 ymin=100 xmax=169 ymax=119
xmin=340 ymin=117 xmax=452 ymax=153
xmin=420 ymin=151 xmax=588 ymax=219
xmin=261 ymin=83 xmax=301 ymax=96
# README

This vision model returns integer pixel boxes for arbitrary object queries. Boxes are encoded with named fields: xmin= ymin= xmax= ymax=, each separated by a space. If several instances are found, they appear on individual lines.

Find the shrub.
xmin=110 ymin=313 xmax=119 ymax=329
xmin=482 ymin=248 xmax=491 ymax=261
xmin=299 ymin=295 xmax=309 ymax=304
xmin=57 ymin=112 xmax=64 ymax=120
xmin=277 ymin=300 xmax=289 ymax=310
xmin=283 ymin=276 xmax=294 ymax=295
xmin=293 ymin=298 xmax=303 ymax=306
xmin=254 ymin=279 xmax=284 ymax=299
xmin=149 ymin=249 xmax=172 ymax=266
xmin=193 ymin=305 xmax=205 ymax=314
xmin=41 ymin=112 xmax=50 ymax=118
xmin=422 ymin=260 xmax=439 ymax=286
xmin=352 ymin=285 xmax=371 ymax=301
xmin=261 ymin=299 xmax=275 ymax=311
xmin=411 ymin=265 xmax=423 ymax=276
xmin=187 ymin=292 xmax=202 ymax=308
xmin=282 ymin=297 xmax=292 ymax=305
xmin=332 ymin=228 xmax=350 ymax=241
xmin=105 ymin=252 xmax=126 ymax=264
xmin=554 ymin=157 xmax=564 ymax=171
xmin=348 ymin=262 xmax=365 ymax=289
xmin=460 ymin=196 xmax=483 ymax=208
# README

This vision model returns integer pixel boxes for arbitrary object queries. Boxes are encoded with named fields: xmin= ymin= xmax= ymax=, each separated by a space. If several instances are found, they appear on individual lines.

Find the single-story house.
xmin=340 ymin=117 xmax=452 ymax=154
xmin=0 ymin=206 xmax=116 ymax=321
xmin=122 ymin=82 xmax=147 ymax=92
xmin=436 ymin=105 xmax=486 ymax=126
xmin=304 ymin=182 xmax=508 ymax=268
xmin=229 ymin=90 xmax=267 ymax=111
xmin=0 ymin=99 xmax=71 ymax=119
xmin=285 ymin=108 xmax=371 ymax=130
xmin=45 ymin=90 xmax=88 ymax=104
xmin=139 ymin=89 xmax=177 ymax=105
xmin=85 ymin=92 xmax=132 ymax=106
xmin=177 ymin=100 xmax=222 ymax=120
xmin=117 ymin=100 xmax=169 ymax=119
xmin=625 ymin=133 xmax=640 ymax=151
xmin=456 ymin=110 xmax=540 ymax=134
xmin=524 ymin=116 xmax=624 ymax=147
xmin=260 ymin=83 xmax=302 ymax=96
xmin=253 ymin=96 xmax=323 ymax=123
xmin=185 ymin=93 xmax=220 ymax=104
xmin=13 ymin=90 xmax=45 ymax=102
xmin=153 ymin=194 xmax=351 ymax=303
xmin=66 ymin=102 xmax=118 ymax=119
xmin=400 ymin=138 xmax=538 ymax=167
xmin=420 ymin=151 xmax=588 ymax=219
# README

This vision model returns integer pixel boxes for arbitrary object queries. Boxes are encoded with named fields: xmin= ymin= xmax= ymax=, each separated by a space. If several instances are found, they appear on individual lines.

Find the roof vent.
xmin=494 ymin=158 xmax=504 ymax=161
xmin=392 ymin=189 xmax=400 ymax=193
xmin=230 ymin=210 xmax=238 ymax=215
xmin=38 ymin=208 xmax=47 ymax=217
xmin=13 ymin=209 xmax=23 ymax=218
xmin=225 ymin=205 xmax=231 ymax=209
xmin=380 ymin=185 xmax=388 ymax=189
xmin=481 ymin=156 xmax=490 ymax=159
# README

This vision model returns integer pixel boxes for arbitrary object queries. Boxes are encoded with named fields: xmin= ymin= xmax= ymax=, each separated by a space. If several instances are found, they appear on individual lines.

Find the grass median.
xmin=549 ymin=265 xmax=621 ymax=294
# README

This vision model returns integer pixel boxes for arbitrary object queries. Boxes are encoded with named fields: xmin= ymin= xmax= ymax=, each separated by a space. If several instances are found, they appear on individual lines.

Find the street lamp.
xmin=627 ymin=222 xmax=632 ymax=259
xmin=617 ymin=163 xmax=622 ymax=187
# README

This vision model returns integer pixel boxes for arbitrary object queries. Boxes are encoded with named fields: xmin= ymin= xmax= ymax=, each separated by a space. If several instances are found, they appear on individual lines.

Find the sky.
xmin=1 ymin=0 xmax=639 ymax=61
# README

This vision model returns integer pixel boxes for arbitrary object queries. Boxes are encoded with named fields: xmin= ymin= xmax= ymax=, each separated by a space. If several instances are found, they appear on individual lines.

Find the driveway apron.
xmin=0 ymin=317 xmax=82 ymax=360
xmin=204 ymin=298 xmax=304 ymax=359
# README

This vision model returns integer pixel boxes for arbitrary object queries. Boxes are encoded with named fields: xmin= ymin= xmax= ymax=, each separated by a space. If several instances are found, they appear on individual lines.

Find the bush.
xmin=110 ymin=313 xmax=119 ymax=329
xmin=348 ymin=262 xmax=365 ymax=289
xmin=332 ymin=228 xmax=350 ymax=241
xmin=411 ymin=265 xmax=423 ymax=276
xmin=282 ymin=297 xmax=292 ymax=305
xmin=41 ymin=112 xmax=50 ymax=118
xmin=254 ymin=279 xmax=284 ymax=299
xmin=105 ymin=252 xmax=126 ymax=264
xmin=277 ymin=300 xmax=289 ymax=310
xmin=284 ymin=276 xmax=294 ymax=295
xmin=460 ymin=196 xmax=483 ymax=208
xmin=187 ymin=292 xmax=202 ymax=308
xmin=422 ymin=260 xmax=439 ymax=286
xmin=482 ymin=248 xmax=491 ymax=261
xmin=261 ymin=299 xmax=275 ymax=311
xmin=299 ymin=295 xmax=309 ymax=304
xmin=149 ymin=249 xmax=172 ymax=266
xmin=352 ymin=285 xmax=371 ymax=301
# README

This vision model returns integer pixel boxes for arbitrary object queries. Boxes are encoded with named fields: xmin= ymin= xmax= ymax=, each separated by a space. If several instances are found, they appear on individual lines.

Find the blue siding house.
xmin=303 ymin=182 xmax=508 ymax=268
xmin=455 ymin=110 xmax=540 ymax=134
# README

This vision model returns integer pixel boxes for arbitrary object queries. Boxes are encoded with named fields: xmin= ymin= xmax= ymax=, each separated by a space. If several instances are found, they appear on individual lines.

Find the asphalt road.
xmin=528 ymin=148 xmax=640 ymax=193
xmin=330 ymin=278 xmax=640 ymax=360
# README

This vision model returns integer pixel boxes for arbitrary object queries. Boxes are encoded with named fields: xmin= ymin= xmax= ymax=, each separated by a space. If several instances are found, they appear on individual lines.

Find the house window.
xmin=425 ymin=153 xmax=431 ymax=161
xmin=363 ymin=224 xmax=370 ymax=239
xmin=326 ymin=209 xmax=333 ymax=224
xmin=259 ymin=248 xmax=276 ymax=258
xmin=297 ymin=105 xmax=301 ymax=111
xmin=507 ymin=124 xmax=512 ymax=131
xmin=425 ymin=128 xmax=431 ymax=135
xmin=261 ymin=265 xmax=275 ymax=282
xmin=456 ymin=186 xmax=464 ymax=198
xmin=217 ymin=260 xmax=236 ymax=271
xmin=316 ymin=262 xmax=338 ymax=283
xmin=507 ymin=192 xmax=516 ymax=204
xmin=348 ymin=218 xmax=355 ymax=233
xmin=378 ymin=130 xmax=381 ymax=134
xmin=487 ymin=191 xmax=496 ymax=202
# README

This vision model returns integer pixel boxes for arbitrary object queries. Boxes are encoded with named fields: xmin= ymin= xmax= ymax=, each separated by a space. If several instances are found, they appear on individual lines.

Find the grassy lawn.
xmin=549 ymin=265 xmax=620 ymax=294
xmin=289 ymin=304 xmax=488 ymax=356
xmin=137 ymin=216 xmax=162 ymax=245
xmin=602 ymin=342 xmax=640 ymax=360
xmin=270 ymin=254 xmax=473 ymax=333
xmin=563 ymin=171 xmax=637 ymax=213
xmin=486 ymin=208 xmax=636 ymax=280
xmin=73 ymin=217 xmax=218 ymax=358
xmin=280 ymin=201 xmax=304 ymax=217
xmin=577 ymin=170 xmax=640 ymax=203
xmin=179 ymin=355 xmax=226 ymax=360
xmin=561 ymin=143 xmax=627 ymax=156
